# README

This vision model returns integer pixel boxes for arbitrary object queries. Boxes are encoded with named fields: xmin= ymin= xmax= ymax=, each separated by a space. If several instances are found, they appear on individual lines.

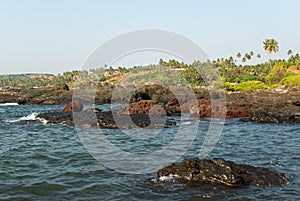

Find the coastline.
xmin=1 ymin=84 xmax=299 ymax=123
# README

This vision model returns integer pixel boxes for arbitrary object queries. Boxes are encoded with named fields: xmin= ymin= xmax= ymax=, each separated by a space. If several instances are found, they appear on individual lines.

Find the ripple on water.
xmin=0 ymin=106 xmax=299 ymax=200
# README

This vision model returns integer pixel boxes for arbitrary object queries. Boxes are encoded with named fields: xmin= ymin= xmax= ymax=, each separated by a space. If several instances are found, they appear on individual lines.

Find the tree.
xmin=263 ymin=38 xmax=279 ymax=67
xmin=242 ymin=57 xmax=246 ymax=63
xmin=263 ymin=39 xmax=279 ymax=54
xmin=257 ymin=54 xmax=261 ymax=58
xmin=237 ymin=53 xmax=241 ymax=58
xmin=287 ymin=49 xmax=293 ymax=56
xmin=250 ymin=51 xmax=254 ymax=56
xmin=244 ymin=53 xmax=251 ymax=60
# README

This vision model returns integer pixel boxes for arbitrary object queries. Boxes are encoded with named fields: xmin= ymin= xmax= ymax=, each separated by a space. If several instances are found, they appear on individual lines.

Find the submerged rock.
xmin=157 ymin=158 xmax=288 ymax=187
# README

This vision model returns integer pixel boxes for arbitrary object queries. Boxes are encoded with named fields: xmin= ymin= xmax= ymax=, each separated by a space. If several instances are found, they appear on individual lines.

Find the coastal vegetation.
xmin=1 ymin=39 xmax=300 ymax=90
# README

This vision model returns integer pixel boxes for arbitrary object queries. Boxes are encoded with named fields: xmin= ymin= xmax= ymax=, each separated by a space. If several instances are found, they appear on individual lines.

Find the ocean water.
xmin=0 ymin=105 xmax=299 ymax=201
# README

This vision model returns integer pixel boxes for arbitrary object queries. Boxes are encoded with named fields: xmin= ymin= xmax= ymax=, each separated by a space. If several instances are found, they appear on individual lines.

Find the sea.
xmin=0 ymin=104 xmax=299 ymax=201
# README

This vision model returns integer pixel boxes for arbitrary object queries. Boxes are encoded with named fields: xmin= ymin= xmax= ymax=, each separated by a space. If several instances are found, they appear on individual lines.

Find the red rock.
xmin=62 ymin=101 xmax=84 ymax=112
xmin=166 ymin=98 xmax=250 ymax=118
xmin=128 ymin=101 xmax=166 ymax=117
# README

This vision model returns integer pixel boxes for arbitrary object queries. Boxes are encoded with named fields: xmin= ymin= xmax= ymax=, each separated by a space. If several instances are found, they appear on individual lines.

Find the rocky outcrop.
xmin=126 ymin=101 xmax=166 ymax=117
xmin=250 ymin=110 xmax=300 ymax=123
xmin=157 ymin=158 xmax=288 ymax=187
xmin=37 ymin=109 xmax=176 ymax=129
xmin=1 ymin=84 xmax=300 ymax=123
xmin=62 ymin=101 xmax=84 ymax=112
xmin=166 ymin=98 xmax=250 ymax=119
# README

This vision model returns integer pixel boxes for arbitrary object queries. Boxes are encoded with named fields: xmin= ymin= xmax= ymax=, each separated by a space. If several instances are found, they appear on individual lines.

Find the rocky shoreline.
xmin=1 ymin=84 xmax=300 ymax=123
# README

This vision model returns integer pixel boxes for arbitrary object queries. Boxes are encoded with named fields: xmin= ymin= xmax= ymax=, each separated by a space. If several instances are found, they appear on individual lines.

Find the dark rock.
xmin=37 ymin=111 xmax=74 ymax=126
xmin=56 ymin=84 xmax=69 ymax=91
xmin=130 ymin=92 xmax=151 ymax=103
xmin=251 ymin=110 xmax=300 ymax=123
xmin=157 ymin=158 xmax=288 ymax=187
xmin=37 ymin=109 xmax=176 ymax=129
xmin=62 ymin=101 xmax=84 ymax=112
xmin=293 ymin=101 xmax=300 ymax=107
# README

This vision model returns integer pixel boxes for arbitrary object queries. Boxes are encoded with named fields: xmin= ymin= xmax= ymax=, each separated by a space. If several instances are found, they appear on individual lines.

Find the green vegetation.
xmin=280 ymin=74 xmax=300 ymax=86
xmin=1 ymin=39 xmax=300 ymax=91
xmin=225 ymin=81 xmax=268 ymax=91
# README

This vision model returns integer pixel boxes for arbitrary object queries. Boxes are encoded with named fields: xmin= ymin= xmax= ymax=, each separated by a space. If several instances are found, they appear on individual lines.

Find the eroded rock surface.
xmin=157 ymin=158 xmax=288 ymax=187
xmin=37 ymin=109 xmax=176 ymax=129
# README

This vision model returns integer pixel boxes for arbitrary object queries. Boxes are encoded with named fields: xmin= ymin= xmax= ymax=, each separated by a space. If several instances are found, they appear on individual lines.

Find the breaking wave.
xmin=4 ymin=112 xmax=48 ymax=125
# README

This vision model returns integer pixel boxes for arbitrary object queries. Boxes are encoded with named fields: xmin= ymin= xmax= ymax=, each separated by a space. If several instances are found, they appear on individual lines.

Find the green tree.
xmin=257 ymin=54 xmax=261 ymax=58
xmin=237 ymin=53 xmax=241 ymax=58
xmin=263 ymin=38 xmax=279 ymax=67
xmin=287 ymin=49 xmax=293 ymax=56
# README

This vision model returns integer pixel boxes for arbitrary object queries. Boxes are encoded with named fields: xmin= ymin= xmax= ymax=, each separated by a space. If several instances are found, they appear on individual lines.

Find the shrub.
xmin=224 ymin=82 xmax=237 ymax=91
xmin=236 ymin=81 xmax=268 ymax=91
xmin=265 ymin=63 xmax=287 ymax=84
xmin=280 ymin=74 xmax=300 ymax=86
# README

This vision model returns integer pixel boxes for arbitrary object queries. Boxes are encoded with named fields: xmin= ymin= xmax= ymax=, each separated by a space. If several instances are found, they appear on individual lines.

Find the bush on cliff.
xmin=280 ymin=74 xmax=300 ymax=86
xmin=224 ymin=81 xmax=268 ymax=91
xmin=265 ymin=63 xmax=288 ymax=84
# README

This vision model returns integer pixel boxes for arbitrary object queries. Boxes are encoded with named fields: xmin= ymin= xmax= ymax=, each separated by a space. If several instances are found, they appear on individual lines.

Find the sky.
xmin=1 ymin=0 xmax=300 ymax=74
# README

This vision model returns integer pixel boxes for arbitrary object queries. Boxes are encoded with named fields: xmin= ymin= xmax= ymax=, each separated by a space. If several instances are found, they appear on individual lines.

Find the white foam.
xmin=0 ymin=103 xmax=19 ymax=106
xmin=19 ymin=113 xmax=39 ymax=121
xmin=4 ymin=112 xmax=48 ymax=125
xmin=158 ymin=174 xmax=181 ymax=181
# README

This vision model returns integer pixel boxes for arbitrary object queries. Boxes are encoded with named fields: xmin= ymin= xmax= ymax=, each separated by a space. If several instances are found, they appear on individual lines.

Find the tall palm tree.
xmin=263 ymin=39 xmax=279 ymax=67
xmin=242 ymin=57 xmax=246 ymax=63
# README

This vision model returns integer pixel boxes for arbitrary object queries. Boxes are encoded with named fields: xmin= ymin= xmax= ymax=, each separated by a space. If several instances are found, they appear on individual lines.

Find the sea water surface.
xmin=0 ymin=105 xmax=299 ymax=200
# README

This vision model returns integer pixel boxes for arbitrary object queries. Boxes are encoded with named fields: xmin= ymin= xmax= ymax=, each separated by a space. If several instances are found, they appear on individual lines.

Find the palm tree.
xmin=250 ymin=51 xmax=254 ymax=56
xmin=287 ymin=49 xmax=293 ymax=56
xmin=237 ymin=52 xmax=241 ymax=58
xmin=263 ymin=39 xmax=279 ymax=67
xmin=257 ymin=54 xmax=261 ymax=58
xmin=242 ymin=57 xmax=246 ymax=63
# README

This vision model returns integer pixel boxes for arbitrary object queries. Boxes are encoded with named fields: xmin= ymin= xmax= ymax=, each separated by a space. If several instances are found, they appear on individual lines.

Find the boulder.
xmin=62 ymin=101 xmax=84 ymax=112
xmin=157 ymin=158 xmax=288 ymax=187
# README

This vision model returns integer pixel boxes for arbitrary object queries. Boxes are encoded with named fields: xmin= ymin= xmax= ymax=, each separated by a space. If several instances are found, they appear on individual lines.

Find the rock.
xmin=157 ymin=158 xmax=288 ymax=187
xmin=130 ymin=92 xmax=151 ymax=103
xmin=37 ymin=108 xmax=176 ymax=129
xmin=62 ymin=101 xmax=84 ymax=112
xmin=127 ymin=101 xmax=166 ymax=117
xmin=56 ymin=84 xmax=69 ymax=91
xmin=293 ymin=101 xmax=300 ymax=107
xmin=226 ymin=103 xmax=251 ymax=119
xmin=166 ymin=98 xmax=250 ymax=119
xmin=251 ymin=110 xmax=300 ymax=123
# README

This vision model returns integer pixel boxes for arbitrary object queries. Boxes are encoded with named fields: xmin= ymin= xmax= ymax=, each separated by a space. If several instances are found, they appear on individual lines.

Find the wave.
xmin=4 ymin=113 xmax=48 ymax=125
xmin=0 ymin=103 xmax=19 ymax=106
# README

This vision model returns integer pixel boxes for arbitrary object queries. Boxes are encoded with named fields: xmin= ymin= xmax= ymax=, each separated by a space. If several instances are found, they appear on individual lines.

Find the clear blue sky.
xmin=1 ymin=0 xmax=300 ymax=74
